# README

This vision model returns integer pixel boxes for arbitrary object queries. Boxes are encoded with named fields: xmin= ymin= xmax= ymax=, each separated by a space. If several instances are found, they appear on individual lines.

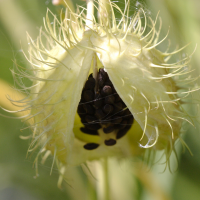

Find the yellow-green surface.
xmin=0 ymin=0 xmax=200 ymax=200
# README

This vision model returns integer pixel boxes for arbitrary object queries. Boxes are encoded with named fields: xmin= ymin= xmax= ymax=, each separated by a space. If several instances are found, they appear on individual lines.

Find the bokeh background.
xmin=0 ymin=0 xmax=200 ymax=199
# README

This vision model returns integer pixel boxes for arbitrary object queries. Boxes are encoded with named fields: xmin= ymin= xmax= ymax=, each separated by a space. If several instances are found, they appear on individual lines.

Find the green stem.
xmin=53 ymin=0 xmax=75 ymax=12
xmin=98 ymin=0 xmax=112 ymax=24
xmin=86 ymin=0 xmax=94 ymax=30
xmin=103 ymin=158 xmax=110 ymax=200
xmin=88 ymin=178 xmax=97 ymax=200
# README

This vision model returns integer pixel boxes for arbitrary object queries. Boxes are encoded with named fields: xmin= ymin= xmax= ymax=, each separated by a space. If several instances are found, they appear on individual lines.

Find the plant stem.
xmin=98 ymin=0 xmax=112 ymax=24
xmin=86 ymin=0 xmax=94 ymax=30
xmin=52 ymin=0 xmax=75 ymax=12
xmin=88 ymin=177 xmax=97 ymax=200
xmin=103 ymin=158 xmax=110 ymax=200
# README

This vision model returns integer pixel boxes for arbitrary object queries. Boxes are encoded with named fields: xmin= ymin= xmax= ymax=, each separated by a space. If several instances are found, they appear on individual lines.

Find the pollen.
xmin=78 ymin=68 xmax=134 ymax=150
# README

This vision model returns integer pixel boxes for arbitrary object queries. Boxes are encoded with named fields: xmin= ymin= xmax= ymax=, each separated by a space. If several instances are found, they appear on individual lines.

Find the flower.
xmin=14 ymin=0 xmax=198 ymax=175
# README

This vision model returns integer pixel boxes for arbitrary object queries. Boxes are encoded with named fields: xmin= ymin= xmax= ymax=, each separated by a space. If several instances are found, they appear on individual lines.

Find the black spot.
xmin=85 ymin=115 xmax=97 ymax=123
xmin=95 ymin=109 xmax=105 ymax=119
xmin=103 ymin=104 xmax=114 ymax=114
xmin=127 ymin=117 xmax=134 ymax=125
xmin=80 ymin=127 xmax=98 ymax=135
xmin=124 ymin=109 xmax=132 ymax=119
xmin=94 ymin=93 xmax=103 ymax=109
xmin=78 ymin=68 xmax=135 ymax=150
xmin=98 ymin=68 xmax=108 ymax=87
xmin=104 ymin=139 xmax=117 ymax=146
xmin=104 ymin=95 xmax=115 ymax=104
xmin=116 ymin=126 xmax=132 ymax=139
xmin=83 ymin=90 xmax=94 ymax=102
xmin=84 ymin=143 xmax=99 ymax=150
xmin=115 ymin=120 xmax=127 ymax=130
xmin=85 ymin=123 xmax=101 ymax=130
xmin=84 ymin=77 xmax=96 ymax=90
xmin=83 ymin=104 xmax=95 ymax=115
xmin=105 ymin=80 xmax=113 ymax=87
xmin=77 ymin=104 xmax=85 ymax=115
xmin=111 ymin=116 xmax=122 ymax=124
xmin=101 ymin=85 xmax=112 ymax=96
xmin=115 ymin=94 xmax=122 ymax=102
xmin=103 ymin=125 xmax=115 ymax=134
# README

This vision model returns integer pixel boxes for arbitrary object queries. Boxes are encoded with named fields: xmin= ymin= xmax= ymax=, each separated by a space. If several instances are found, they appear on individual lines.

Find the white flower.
xmin=15 ymin=0 xmax=198 ymax=173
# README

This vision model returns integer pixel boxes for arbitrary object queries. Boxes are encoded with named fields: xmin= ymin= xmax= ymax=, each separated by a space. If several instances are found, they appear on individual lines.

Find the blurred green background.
xmin=0 ymin=0 xmax=200 ymax=199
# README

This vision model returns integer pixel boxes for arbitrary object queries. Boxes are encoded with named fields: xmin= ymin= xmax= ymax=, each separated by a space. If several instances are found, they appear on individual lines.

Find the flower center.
xmin=77 ymin=69 xmax=134 ymax=150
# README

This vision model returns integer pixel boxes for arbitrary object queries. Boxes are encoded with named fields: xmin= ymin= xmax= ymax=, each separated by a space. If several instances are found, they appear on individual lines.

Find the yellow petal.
xmin=31 ymin=34 xmax=93 ymax=164
xmin=91 ymin=33 xmax=182 ymax=150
